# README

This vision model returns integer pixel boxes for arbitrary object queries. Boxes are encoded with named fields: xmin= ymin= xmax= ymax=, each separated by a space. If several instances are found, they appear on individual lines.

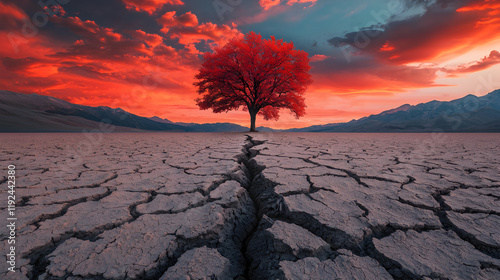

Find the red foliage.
xmin=194 ymin=32 xmax=312 ymax=131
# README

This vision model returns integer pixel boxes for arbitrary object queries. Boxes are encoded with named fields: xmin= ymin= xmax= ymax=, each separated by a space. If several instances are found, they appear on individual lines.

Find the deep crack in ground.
xmin=3 ymin=133 xmax=500 ymax=280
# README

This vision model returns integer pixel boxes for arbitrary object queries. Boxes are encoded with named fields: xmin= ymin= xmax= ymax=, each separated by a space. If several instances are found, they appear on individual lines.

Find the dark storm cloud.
xmin=327 ymin=0 xmax=498 ymax=64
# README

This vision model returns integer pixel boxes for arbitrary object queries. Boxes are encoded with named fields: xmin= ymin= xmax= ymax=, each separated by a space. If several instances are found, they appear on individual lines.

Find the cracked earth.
xmin=1 ymin=133 xmax=499 ymax=280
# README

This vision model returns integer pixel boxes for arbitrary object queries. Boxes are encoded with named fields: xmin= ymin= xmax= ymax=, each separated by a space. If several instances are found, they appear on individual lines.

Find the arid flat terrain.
xmin=1 ymin=133 xmax=500 ymax=280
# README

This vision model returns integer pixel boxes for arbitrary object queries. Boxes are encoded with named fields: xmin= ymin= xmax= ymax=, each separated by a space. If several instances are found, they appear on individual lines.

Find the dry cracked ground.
xmin=1 ymin=133 xmax=500 ymax=280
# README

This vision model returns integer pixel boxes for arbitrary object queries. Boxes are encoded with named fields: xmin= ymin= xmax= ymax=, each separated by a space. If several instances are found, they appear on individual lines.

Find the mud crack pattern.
xmin=1 ymin=133 xmax=499 ymax=280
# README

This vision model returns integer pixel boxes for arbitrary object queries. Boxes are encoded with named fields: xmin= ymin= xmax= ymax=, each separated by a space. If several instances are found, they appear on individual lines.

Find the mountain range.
xmin=1 ymin=89 xmax=499 ymax=132
xmin=302 ymin=90 xmax=500 ymax=132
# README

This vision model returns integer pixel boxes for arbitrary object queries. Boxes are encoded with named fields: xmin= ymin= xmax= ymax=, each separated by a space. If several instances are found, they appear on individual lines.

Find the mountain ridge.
xmin=303 ymin=89 xmax=500 ymax=132
xmin=1 ymin=90 xmax=499 ymax=132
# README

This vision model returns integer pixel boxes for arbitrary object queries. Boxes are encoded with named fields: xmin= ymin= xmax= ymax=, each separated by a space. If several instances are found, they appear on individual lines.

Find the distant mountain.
xmin=190 ymin=123 xmax=249 ymax=132
xmin=298 ymin=89 xmax=500 ymax=132
xmin=2 ymin=89 xmax=500 ymax=132
xmin=0 ymin=91 xmax=187 ymax=132
xmin=379 ymin=104 xmax=412 ymax=116
xmin=0 ymin=91 xmax=268 ymax=132
xmin=149 ymin=116 xmax=174 ymax=124
xmin=286 ymin=123 xmax=344 ymax=132
xmin=148 ymin=116 xmax=275 ymax=132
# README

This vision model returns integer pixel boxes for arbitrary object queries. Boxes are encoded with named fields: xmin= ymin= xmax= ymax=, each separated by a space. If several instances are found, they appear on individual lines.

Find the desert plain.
xmin=1 ymin=132 xmax=500 ymax=280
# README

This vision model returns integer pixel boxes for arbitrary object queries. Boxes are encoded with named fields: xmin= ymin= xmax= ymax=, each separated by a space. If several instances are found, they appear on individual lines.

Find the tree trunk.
xmin=249 ymin=110 xmax=257 ymax=132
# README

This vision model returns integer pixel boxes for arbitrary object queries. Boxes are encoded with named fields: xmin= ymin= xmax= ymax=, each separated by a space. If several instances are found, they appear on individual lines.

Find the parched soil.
xmin=1 ymin=132 xmax=499 ymax=280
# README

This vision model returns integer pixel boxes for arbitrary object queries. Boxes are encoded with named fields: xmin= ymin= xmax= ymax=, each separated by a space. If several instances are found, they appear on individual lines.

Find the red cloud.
xmin=121 ymin=0 xmax=183 ymax=14
xmin=157 ymin=11 xmax=243 ymax=48
xmin=0 ymin=9 xmax=204 ymax=122
xmin=379 ymin=41 xmax=395 ymax=52
xmin=259 ymin=0 xmax=317 ymax=10
xmin=55 ymin=16 xmax=100 ymax=34
xmin=173 ymin=22 xmax=243 ymax=46
xmin=456 ymin=1 xmax=500 ymax=13
xmin=157 ymin=11 xmax=198 ymax=33
xmin=442 ymin=50 xmax=500 ymax=75
xmin=48 ymin=16 xmax=201 ymax=69
xmin=0 ymin=2 xmax=26 ymax=23
xmin=310 ymin=54 xmax=328 ymax=63
xmin=260 ymin=0 xmax=281 ymax=10
xmin=286 ymin=0 xmax=317 ymax=8
xmin=130 ymin=30 xmax=164 ymax=48
xmin=49 ymin=16 xmax=151 ymax=61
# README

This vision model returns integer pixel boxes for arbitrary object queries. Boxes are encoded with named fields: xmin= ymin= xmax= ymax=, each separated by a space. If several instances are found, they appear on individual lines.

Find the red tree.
xmin=194 ymin=32 xmax=312 ymax=132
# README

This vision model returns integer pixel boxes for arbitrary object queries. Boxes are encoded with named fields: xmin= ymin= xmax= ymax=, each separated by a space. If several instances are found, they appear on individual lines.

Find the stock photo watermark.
xmin=213 ymin=0 xmax=243 ymax=21
xmin=6 ymin=164 xmax=17 ymax=272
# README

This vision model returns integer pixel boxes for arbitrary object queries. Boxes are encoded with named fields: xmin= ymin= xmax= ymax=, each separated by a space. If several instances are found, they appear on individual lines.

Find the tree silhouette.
xmin=194 ymin=32 xmax=312 ymax=132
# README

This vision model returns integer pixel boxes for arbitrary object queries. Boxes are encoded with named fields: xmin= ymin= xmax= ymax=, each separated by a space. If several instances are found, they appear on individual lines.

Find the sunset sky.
xmin=1 ymin=0 xmax=500 ymax=129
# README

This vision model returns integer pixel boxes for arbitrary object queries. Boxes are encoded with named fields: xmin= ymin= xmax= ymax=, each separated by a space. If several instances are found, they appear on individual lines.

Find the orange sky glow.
xmin=1 ymin=0 xmax=500 ymax=129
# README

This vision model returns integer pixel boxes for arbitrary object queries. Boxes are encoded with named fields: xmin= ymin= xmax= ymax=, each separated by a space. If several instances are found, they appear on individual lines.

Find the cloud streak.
xmin=259 ymin=0 xmax=317 ymax=10
xmin=442 ymin=50 xmax=500 ymax=75
xmin=121 ymin=0 xmax=183 ymax=14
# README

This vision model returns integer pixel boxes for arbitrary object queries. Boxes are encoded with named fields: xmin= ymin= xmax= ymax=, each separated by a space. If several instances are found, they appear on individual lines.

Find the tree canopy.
xmin=194 ymin=32 xmax=312 ymax=131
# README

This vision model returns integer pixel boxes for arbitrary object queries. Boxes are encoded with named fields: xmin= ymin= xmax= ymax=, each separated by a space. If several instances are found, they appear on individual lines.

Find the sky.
xmin=1 ymin=0 xmax=500 ymax=129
